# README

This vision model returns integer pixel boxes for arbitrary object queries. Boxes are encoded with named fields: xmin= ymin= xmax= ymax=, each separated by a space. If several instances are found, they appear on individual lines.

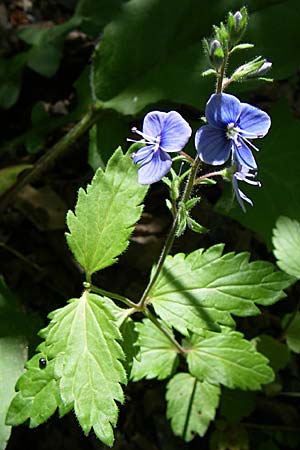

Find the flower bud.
xmin=245 ymin=61 xmax=272 ymax=79
xmin=209 ymin=39 xmax=224 ymax=69
xmin=227 ymin=7 xmax=248 ymax=44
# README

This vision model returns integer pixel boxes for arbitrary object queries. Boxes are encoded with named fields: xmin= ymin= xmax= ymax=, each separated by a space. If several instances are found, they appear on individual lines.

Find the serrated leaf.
xmin=273 ymin=216 xmax=300 ymax=278
xmin=282 ymin=312 xmax=300 ymax=354
xmin=6 ymin=351 xmax=61 ymax=428
xmin=254 ymin=334 xmax=290 ymax=372
xmin=42 ymin=293 xmax=127 ymax=447
xmin=219 ymin=388 xmax=256 ymax=423
xmin=166 ymin=373 xmax=220 ymax=442
xmin=187 ymin=330 xmax=274 ymax=390
xmin=66 ymin=148 xmax=147 ymax=277
xmin=149 ymin=244 xmax=292 ymax=335
xmin=130 ymin=319 xmax=179 ymax=381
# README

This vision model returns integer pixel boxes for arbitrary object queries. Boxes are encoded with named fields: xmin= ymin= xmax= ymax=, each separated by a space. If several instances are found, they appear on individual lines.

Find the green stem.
xmin=0 ymin=105 xmax=103 ymax=209
xmin=86 ymin=283 xmax=138 ymax=309
xmin=145 ymin=308 xmax=186 ymax=355
xmin=137 ymin=156 xmax=201 ymax=309
xmin=216 ymin=51 xmax=229 ymax=94
xmin=194 ymin=169 xmax=224 ymax=185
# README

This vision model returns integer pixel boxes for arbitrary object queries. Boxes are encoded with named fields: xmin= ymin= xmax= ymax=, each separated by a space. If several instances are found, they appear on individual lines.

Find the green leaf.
xmin=66 ymin=148 xmax=148 ymax=277
xmin=42 ymin=293 xmax=127 ymax=447
xmin=187 ymin=330 xmax=274 ymax=390
xmin=130 ymin=319 xmax=179 ymax=381
xmin=219 ymin=388 xmax=256 ymax=423
xmin=75 ymin=0 xmax=125 ymax=36
xmin=166 ymin=373 xmax=220 ymax=442
xmin=0 ymin=165 xmax=33 ymax=196
xmin=216 ymin=101 xmax=300 ymax=246
xmin=272 ymin=216 xmax=300 ymax=278
xmin=6 ymin=350 xmax=61 ymax=428
xmin=187 ymin=217 xmax=208 ymax=234
xmin=282 ymin=312 xmax=300 ymax=354
xmin=91 ymin=0 xmax=300 ymax=115
xmin=18 ymin=17 xmax=82 ymax=77
xmin=0 ymin=53 xmax=28 ymax=109
xmin=8 ymin=293 xmax=127 ymax=447
xmin=149 ymin=244 xmax=292 ymax=335
xmin=254 ymin=334 xmax=290 ymax=372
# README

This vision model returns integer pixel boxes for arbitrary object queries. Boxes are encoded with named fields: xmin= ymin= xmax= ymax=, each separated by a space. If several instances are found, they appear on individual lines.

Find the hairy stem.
xmin=86 ymin=283 xmax=138 ymax=309
xmin=216 ymin=51 xmax=229 ymax=94
xmin=0 ymin=105 xmax=103 ymax=209
xmin=145 ymin=308 xmax=186 ymax=355
xmin=137 ymin=156 xmax=201 ymax=309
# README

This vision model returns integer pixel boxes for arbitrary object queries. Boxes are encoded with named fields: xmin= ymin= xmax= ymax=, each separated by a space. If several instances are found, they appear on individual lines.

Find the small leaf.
xmin=273 ymin=216 xmax=300 ymax=278
xmin=219 ymin=388 xmax=256 ymax=423
xmin=6 ymin=351 xmax=61 ymax=428
xmin=282 ymin=312 xmax=300 ymax=353
xmin=66 ymin=148 xmax=148 ymax=277
xmin=230 ymin=43 xmax=254 ymax=52
xmin=149 ymin=245 xmax=292 ymax=335
xmin=166 ymin=373 xmax=220 ymax=442
xmin=202 ymin=68 xmax=217 ymax=77
xmin=254 ymin=334 xmax=290 ymax=372
xmin=130 ymin=319 xmax=179 ymax=381
xmin=187 ymin=217 xmax=208 ymax=234
xmin=187 ymin=330 xmax=274 ymax=390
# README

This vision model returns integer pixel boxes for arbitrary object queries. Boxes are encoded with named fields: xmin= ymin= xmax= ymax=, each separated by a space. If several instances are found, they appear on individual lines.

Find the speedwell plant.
xmin=6 ymin=7 xmax=293 ymax=448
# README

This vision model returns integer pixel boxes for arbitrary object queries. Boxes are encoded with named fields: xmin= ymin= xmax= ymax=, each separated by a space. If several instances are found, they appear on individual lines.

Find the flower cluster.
xmin=129 ymin=93 xmax=270 ymax=211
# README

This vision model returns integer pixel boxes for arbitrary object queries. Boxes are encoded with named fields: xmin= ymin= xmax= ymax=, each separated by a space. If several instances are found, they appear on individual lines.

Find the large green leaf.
xmin=149 ymin=244 xmax=292 ymax=335
xmin=187 ymin=330 xmax=274 ymax=390
xmin=217 ymin=101 xmax=300 ymax=245
xmin=91 ymin=0 xmax=300 ymax=115
xmin=66 ymin=148 xmax=147 ymax=277
xmin=282 ymin=312 xmax=300 ymax=354
xmin=166 ymin=373 xmax=220 ymax=442
xmin=8 ymin=293 xmax=127 ymax=447
xmin=130 ymin=319 xmax=179 ymax=381
xmin=272 ymin=216 xmax=300 ymax=278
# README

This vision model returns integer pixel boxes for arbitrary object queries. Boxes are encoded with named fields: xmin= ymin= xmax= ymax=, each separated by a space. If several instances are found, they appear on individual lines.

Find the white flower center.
xmin=226 ymin=122 xmax=239 ymax=140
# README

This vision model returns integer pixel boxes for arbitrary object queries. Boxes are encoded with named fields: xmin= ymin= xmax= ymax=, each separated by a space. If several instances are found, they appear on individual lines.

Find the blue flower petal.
xmin=233 ymin=140 xmax=257 ymax=169
xmin=133 ymin=145 xmax=155 ymax=165
xmin=143 ymin=111 xmax=166 ymax=139
xmin=238 ymin=102 xmax=271 ymax=138
xmin=137 ymin=149 xmax=172 ymax=185
xmin=232 ymin=176 xmax=253 ymax=212
xmin=195 ymin=124 xmax=232 ymax=165
xmin=160 ymin=111 xmax=192 ymax=152
xmin=206 ymin=93 xmax=241 ymax=128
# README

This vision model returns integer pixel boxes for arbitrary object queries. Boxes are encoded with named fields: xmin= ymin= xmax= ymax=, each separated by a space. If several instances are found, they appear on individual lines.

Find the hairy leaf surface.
xmin=166 ymin=373 xmax=220 ymax=442
xmin=130 ymin=319 xmax=179 ymax=381
xmin=187 ymin=330 xmax=274 ymax=390
xmin=273 ymin=216 xmax=300 ymax=278
xmin=8 ymin=293 xmax=126 ymax=447
xmin=66 ymin=148 xmax=147 ymax=277
xmin=149 ymin=245 xmax=292 ymax=335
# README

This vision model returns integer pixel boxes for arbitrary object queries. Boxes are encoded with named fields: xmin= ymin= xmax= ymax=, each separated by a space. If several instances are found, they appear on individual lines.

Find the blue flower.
xmin=195 ymin=93 xmax=271 ymax=169
xmin=232 ymin=164 xmax=261 ymax=212
xmin=129 ymin=111 xmax=192 ymax=185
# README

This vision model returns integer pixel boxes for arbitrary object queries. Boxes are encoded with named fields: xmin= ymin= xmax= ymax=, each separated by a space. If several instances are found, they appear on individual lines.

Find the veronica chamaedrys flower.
xmin=129 ymin=111 xmax=192 ymax=185
xmin=232 ymin=164 xmax=261 ymax=212
xmin=195 ymin=93 xmax=271 ymax=169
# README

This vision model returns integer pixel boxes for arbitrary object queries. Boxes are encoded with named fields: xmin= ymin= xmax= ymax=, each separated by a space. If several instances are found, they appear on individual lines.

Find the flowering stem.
xmin=137 ymin=156 xmax=201 ymax=309
xmin=216 ymin=51 xmax=229 ymax=94
xmin=194 ymin=169 xmax=224 ymax=185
